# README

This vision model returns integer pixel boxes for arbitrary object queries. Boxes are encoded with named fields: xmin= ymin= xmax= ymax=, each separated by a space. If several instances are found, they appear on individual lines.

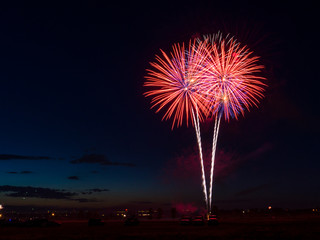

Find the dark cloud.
xmin=89 ymin=188 xmax=109 ymax=192
xmin=81 ymin=192 xmax=92 ymax=195
xmin=70 ymin=154 xmax=136 ymax=167
xmin=67 ymin=176 xmax=80 ymax=180
xmin=6 ymin=171 xmax=33 ymax=174
xmin=235 ymin=183 xmax=275 ymax=197
xmin=81 ymin=188 xmax=109 ymax=195
xmin=0 ymin=154 xmax=52 ymax=160
xmin=0 ymin=185 xmax=101 ymax=202
xmin=0 ymin=185 xmax=77 ymax=200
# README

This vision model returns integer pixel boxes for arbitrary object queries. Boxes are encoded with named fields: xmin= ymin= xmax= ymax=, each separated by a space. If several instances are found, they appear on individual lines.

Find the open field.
xmin=0 ymin=215 xmax=319 ymax=240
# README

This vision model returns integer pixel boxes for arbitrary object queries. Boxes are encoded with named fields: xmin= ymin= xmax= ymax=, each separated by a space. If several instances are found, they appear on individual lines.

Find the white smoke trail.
xmin=208 ymin=115 xmax=221 ymax=213
xmin=192 ymin=108 xmax=208 ymax=210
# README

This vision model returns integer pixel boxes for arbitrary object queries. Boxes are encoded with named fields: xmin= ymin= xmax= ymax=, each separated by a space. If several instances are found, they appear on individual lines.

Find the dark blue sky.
xmin=0 ymin=1 xmax=318 ymax=211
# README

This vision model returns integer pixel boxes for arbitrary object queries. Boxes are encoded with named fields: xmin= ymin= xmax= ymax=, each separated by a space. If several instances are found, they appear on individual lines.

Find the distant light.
xmin=51 ymin=212 xmax=55 ymax=217
xmin=125 ymin=209 xmax=128 ymax=211
xmin=268 ymin=206 xmax=272 ymax=210
xmin=0 ymin=214 xmax=2 ymax=218
xmin=123 ymin=214 xmax=126 ymax=217
xmin=0 ymin=204 xmax=3 ymax=210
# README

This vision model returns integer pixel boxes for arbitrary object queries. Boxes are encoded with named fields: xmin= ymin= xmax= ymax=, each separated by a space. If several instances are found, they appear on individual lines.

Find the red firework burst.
xmin=144 ymin=40 xmax=209 ymax=128
xmin=202 ymin=38 xmax=267 ymax=120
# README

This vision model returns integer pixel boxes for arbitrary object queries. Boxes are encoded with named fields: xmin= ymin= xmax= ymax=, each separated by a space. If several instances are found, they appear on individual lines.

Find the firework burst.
xmin=144 ymin=40 xmax=209 ymax=128
xmin=144 ymin=34 xmax=267 ymax=214
xmin=202 ymin=38 xmax=266 ymax=120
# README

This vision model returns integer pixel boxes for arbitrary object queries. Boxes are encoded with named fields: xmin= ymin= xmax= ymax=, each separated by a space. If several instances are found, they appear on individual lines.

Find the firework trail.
xmin=201 ymin=36 xmax=266 ymax=213
xmin=192 ymin=106 xmax=208 ymax=209
xmin=208 ymin=114 xmax=221 ymax=212
xmin=144 ymin=40 xmax=210 ymax=209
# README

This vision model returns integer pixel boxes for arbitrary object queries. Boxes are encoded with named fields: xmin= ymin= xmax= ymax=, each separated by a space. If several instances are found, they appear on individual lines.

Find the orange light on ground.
xmin=268 ymin=206 xmax=272 ymax=210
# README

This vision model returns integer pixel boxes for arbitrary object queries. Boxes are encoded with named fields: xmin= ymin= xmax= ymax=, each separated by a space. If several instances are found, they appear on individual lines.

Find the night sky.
xmin=0 ymin=1 xmax=318 ymax=211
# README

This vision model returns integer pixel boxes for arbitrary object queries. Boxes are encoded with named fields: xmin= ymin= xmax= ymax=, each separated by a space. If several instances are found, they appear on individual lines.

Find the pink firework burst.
xmin=202 ymin=38 xmax=267 ymax=120
xmin=144 ymin=39 xmax=210 ymax=129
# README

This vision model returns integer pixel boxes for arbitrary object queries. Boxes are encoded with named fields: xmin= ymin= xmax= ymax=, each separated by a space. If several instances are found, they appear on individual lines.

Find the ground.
xmin=0 ymin=215 xmax=319 ymax=239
